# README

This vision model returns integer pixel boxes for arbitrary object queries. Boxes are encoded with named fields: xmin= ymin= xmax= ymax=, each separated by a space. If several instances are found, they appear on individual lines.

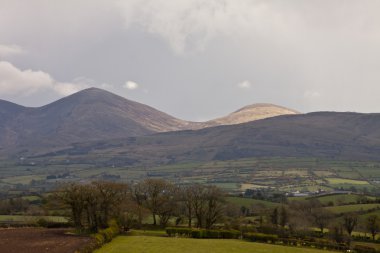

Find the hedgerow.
xmin=166 ymin=227 xmax=240 ymax=239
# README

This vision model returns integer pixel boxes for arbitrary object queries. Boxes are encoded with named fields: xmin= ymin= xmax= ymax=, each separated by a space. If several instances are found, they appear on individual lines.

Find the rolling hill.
xmin=0 ymin=88 xmax=190 ymax=151
xmin=0 ymin=88 xmax=298 ymax=154
xmin=197 ymin=103 xmax=299 ymax=128
xmin=29 ymin=111 xmax=380 ymax=165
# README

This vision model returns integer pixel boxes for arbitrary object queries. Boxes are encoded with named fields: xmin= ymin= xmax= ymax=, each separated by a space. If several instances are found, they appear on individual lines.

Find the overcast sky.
xmin=1 ymin=0 xmax=380 ymax=121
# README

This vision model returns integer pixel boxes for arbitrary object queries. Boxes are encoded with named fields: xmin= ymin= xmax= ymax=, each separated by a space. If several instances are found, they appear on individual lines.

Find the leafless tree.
xmin=343 ymin=213 xmax=358 ymax=236
xmin=366 ymin=215 xmax=379 ymax=240
xmin=311 ymin=208 xmax=333 ymax=234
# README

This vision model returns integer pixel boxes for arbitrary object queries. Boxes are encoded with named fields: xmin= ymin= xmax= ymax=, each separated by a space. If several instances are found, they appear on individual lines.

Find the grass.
xmin=325 ymin=178 xmax=369 ymax=185
xmin=0 ymin=215 xmax=68 ymax=223
xmin=128 ymin=230 xmax=167 ymax=237
xmin=95 ymin=236 xmax=336 ymax=253
xmin=325 ymin=203 xmax=380 ymax=214
xmin=308 ymin=194 xmax=374 ymax=205
xmin=226 ymin=197 xmax=280 ymax=208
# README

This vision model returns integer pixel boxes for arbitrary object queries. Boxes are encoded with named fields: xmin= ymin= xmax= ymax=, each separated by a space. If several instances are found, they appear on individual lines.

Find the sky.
xmin=1 ymin=0 xmax=380 ymax=121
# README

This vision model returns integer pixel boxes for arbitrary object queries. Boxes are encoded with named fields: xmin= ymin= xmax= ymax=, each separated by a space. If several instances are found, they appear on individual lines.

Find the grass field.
xmin=325 ymin=178 xmax=369 ymax=185
xmin=95 ymin=236 xmax=335 ymax=253
xmin=226 ymin=197 xmax=280 ymax=208
xmin=308 ymin=194 xmax=375 ymax=205
xmin=0 ymin=215 xmax=68 ymax=223
xmin=325 ymin=203 xmax=380 ymax=214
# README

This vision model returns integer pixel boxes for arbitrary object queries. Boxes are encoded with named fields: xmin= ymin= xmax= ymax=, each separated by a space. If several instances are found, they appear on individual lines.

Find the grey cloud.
xmin=0 ymin=0 xmax=380 ymax=119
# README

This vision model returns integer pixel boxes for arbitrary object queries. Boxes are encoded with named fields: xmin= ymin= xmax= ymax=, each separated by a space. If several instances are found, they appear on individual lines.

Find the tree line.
xmin=56 ymin=179 xmax=380 ymax=245
xmin=268 ymin=199 xmax=380 ymax=243
xmin=56 ymin=179 xmax=226 ymax=232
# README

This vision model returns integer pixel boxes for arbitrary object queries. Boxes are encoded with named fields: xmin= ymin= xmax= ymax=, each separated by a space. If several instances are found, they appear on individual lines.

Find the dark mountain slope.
xmin=40 ymin=111 xmax=380 ymax=164
xmin=0 ymin=88 xmax=190 ymax=150
xmin=0 ymin=88 xmax=299 ymax=153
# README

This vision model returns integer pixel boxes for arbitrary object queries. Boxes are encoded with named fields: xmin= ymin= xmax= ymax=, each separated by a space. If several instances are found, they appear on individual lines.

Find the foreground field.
xmin=0 ymin=228 xmax=92 ymax=253
xmin=95 ymin=236 xmax=335 ymax=253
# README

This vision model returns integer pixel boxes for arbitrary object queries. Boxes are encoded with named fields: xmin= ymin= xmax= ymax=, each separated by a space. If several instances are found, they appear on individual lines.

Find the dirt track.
xmin=0 ymin=228 xmax=92 ymax=253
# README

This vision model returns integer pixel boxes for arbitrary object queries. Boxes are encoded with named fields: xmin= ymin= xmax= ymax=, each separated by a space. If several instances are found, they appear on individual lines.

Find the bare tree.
xmin=130 ymin=182 xmax=149 ymax=227
xmin=312 ymin=208 xmax=333 ymax=234
xmin=366 ymin=215 xmax=379 ymax=240
xmin=139 ymin=179 xmax=174 ymax=226
xmin=93 ymin=181 xmax=129 ymax=228
xmin=204 ymin=186 xmax=225 ymax=229
xmin=56 ymin=183 xmax=86 ymax=231
xmin=57 ymin=181 xmax=129 ymax=232
xmin=181 ymin=185 xmax=197 ymax=228
xmin=157 ymin=183 xmax=178 ymax=227
xmin=279 ymin=206 xmax=288 ymax=228
xmin=343 ymin=213 xmax=358 ymax=236
xmin=270 ymin=207 xmax=278 ymax=227
xmin=192 ymin=184 xmax=207 ymax=228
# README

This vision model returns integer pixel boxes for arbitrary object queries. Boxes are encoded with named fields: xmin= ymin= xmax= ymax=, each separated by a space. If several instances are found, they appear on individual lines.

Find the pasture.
xmin=325 ymin=203 xmax=380 ymax=214
xmin=95 ymin=236 xmax=335 ymax=253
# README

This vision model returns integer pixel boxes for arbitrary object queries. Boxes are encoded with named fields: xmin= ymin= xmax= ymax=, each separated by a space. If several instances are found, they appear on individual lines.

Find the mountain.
xmin=0 ymin=88 xmax=190 ymax=151
xmin=35 ymin=111 xmax=380 ymax=165
xmin=0 ymin=100 xmax=27 ymax=147
xmin=0 ymin=88 xmax=297 ymax=153
xmin=197 ymin=103 xmax=299 ymax=128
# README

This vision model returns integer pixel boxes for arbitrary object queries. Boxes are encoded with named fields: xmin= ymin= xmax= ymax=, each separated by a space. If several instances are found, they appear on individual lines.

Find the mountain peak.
xmin=196 ymin=103 xmax=299 ymax=128
xmin=234 ymin=103 xmax=299 ymax=114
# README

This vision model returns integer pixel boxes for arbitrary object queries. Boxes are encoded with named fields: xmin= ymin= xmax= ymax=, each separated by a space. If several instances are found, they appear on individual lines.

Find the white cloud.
xmin=0 ymin=61 xmax=88 ymax=97
xmin=115 ymin=0 xmax=312 ymax=54
xmin=237 ymin=80 xmax=252 ymax=89
xmin=0 ymin=44 xmax=24 ymax=57
xmin=124 ymin=81 xmax=139 ymax=90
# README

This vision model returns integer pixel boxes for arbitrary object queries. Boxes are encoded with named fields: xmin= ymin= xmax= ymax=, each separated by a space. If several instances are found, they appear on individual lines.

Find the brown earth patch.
xmin=0 ymin=228 xmax=93 ymax=253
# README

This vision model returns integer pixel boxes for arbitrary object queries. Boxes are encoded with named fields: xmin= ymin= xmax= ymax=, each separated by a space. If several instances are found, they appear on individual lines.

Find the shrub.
xmin=166 ymin=228 xmax=240 ymax=239
xmin=220 ymin=230 xmax=240 ymax=239
xmin=94 ymin=233 xmax=105 ymax=246
xmin=204 ymin=229 xmax=220 ymax=238
xmin=191 ymin=229 xmax=204 ymax=238
xmin=244 ymin=232 xmax=278 ymax=243
xmin=353 ymin=244 xmax=376 ymax=253
xmin=166 ymin=227 xmax=192 ymax=237
xmin=36 ymin=218 xmax=48 ymax=227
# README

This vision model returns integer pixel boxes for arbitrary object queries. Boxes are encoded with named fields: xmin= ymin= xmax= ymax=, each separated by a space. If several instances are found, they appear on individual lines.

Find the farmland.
xmin=95 ymin=236 xmax=335 ymax=253
xmin=0 ymin=228 xmax=92 ymax=253
xmin=2 ymin=157 xmax=380 ymax=198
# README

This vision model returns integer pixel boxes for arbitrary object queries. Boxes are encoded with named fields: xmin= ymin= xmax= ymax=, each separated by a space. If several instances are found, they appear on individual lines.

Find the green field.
xmin=226 ymin=197 xmax=280 ymax=208
xmin=308 ymin=194 xmax=375 ymax=205
xmin=325 ymin=178 xmax=369 ymax=185
xmin=95 ymin=236 xmax=335 ymax=253
xmin=325 ymin=203 xmax=380 ymax=214
xmin=0 ymin=215 xmax=68 ymax=223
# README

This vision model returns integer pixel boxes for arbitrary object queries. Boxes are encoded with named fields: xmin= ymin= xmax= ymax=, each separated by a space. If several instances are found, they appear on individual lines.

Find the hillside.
xmin=0 ymin=88 xmax=297 ymax=153
xmin=0 ymin=88 xmax=189 ymax=151
xmin=198 ymin=103 xmax=299 ymax=128
xmin=31 ymin=111 xmax=380 ymax=165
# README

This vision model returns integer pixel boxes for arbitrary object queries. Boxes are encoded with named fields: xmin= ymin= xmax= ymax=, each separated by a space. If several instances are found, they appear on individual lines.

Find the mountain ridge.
xmin=0 ymin=87 xmax=298 ymax=152
xmin=26 ymin=111 xmax=380 ymax=166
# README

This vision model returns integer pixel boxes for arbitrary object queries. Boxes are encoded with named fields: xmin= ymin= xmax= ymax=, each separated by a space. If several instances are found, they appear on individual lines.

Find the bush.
xmin=353 ymin=244 xmax=376 ymax=253
xmin=220 ymin=230 xmax=240 ymax=239
xmin=166 ymin=227 xmax=240 ymax=239
xmin=244 ymin=232 xmax=278 ymax=243
xmin=191 ymin=229 xmax=204 ymax=238
xmin=36 ymin=218 xmax=48 ymax=227
xmin=166 ymin=227 xmax=192 ymax=237
xmin=204 ymin=229 xmax=220 ymax=238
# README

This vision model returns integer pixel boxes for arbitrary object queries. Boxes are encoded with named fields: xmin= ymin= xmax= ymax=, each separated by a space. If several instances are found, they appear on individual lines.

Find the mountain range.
xmin=1 ymin=88 xmax=380 ymax=164
xmin=0 ymin=88 xmax=297 ymax=153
